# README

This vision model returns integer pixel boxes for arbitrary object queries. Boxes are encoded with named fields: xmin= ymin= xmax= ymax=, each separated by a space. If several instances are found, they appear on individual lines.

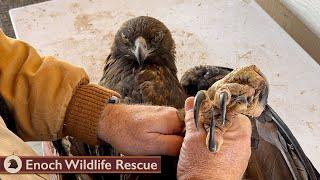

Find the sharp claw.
xmin=208 ymin=109 xmax=216 ymax=152
xmin=194 ymin=91 xmax=206 ymax=129
xmin=259 ymin=85 xmax=269 ymax=108
xmin=219 ymin=92 xmax=228 ymax=126
xmin=256 ymin=70 xmax=269 ymax=108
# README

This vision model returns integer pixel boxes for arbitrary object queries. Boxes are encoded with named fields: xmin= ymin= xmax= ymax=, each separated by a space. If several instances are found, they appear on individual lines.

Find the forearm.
xmin=64 ymin=84 xmax=120 ymax=144
xmin=0 ymin=29 xmax=120 ymax=144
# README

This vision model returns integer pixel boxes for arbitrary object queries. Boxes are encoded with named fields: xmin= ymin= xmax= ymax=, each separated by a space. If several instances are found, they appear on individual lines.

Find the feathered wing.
xmin=180 ymin=65 xmax=231 ymax=96
xmin=180 ymin=65 xmax=319 ymax=180
xmin=251 ymin=105 xmax=319 ymax=180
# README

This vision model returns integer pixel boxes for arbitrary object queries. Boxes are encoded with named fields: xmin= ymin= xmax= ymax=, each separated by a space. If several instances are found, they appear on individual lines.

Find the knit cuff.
xmin=63 ymin=84 xmax=120 ymax=145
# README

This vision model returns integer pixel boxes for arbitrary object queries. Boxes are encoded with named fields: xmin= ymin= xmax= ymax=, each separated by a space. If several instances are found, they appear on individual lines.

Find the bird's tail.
xmin=180 ymin=65 xmax=232 ymax=96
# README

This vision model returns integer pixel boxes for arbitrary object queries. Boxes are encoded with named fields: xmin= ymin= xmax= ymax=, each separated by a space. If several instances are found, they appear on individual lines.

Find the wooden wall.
xmin=256 ymin=0 xmax=320 ymax=64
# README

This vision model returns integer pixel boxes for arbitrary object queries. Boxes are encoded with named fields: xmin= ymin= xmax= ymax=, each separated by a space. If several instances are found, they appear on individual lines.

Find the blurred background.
xmin=1 ymin=0 xmax=319 ymax=64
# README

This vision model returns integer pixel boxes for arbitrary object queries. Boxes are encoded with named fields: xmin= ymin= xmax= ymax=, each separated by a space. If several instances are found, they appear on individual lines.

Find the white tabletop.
xmin=9 ymin=0 xmax=320 ymax=170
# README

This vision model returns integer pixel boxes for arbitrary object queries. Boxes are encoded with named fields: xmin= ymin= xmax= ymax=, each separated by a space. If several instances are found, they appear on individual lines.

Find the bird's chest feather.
xmin=130 ymin=66 xmax=166 ymax=96
xmin=102 ymin=61 xmax=185 ymax=106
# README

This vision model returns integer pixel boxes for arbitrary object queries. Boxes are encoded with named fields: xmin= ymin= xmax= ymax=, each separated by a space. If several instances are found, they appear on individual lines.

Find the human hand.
xmin=98 ymin=103 xmax=184 ymax=156
xmin=177 ymin=97 xmax=252 ymax=180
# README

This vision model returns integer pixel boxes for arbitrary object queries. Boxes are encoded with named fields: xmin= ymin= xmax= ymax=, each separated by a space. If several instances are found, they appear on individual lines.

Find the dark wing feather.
xmin=252 ymin=105 xmax=319 ymax=180
xmin=180 ymin=65 xmax=231 ymax=96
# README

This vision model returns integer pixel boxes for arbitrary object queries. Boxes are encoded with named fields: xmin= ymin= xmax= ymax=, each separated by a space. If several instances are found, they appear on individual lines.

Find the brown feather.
xmin=99 ymin=16 xmax=187 ymax=180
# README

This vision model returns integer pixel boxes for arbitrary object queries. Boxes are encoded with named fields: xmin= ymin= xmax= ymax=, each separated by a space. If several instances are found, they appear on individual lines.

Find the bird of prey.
xmin=50 ymin=15 xmax=319 ymax=180
xmin=99 ymin=16 xmax=187 ymax=180
xmin=8 ymin=159 xmax=18 ymax=169
xmin=51 ymin=15 xmax=187 ymax=180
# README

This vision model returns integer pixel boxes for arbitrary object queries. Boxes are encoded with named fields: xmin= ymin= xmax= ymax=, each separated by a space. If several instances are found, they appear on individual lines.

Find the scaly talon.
xmin=208 ymin=111 xmax=216 ymax=152
xmin=194 ymin=90 xmax=206 ymax=129
xmin=193 ymin=65 xmax=268 ymax=153
xmin=219 ymin=92 xmax=228 ymax=126
xmin=259 ymin=85 xmax=269 ymax=108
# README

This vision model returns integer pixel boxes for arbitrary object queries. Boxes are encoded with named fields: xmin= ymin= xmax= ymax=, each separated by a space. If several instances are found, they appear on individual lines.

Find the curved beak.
xmin=133 ymin=36 xmax=148 ymax=65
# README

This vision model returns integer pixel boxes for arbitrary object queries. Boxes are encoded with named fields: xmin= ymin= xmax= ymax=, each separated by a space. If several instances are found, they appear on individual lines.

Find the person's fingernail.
xmin=185 ymin=97 xmax=195 ymax=111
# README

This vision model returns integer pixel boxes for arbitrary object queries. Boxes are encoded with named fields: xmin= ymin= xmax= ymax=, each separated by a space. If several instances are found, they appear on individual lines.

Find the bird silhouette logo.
xmin=4 ymin=155 xmax=22 ymax=173
xmin=8 ymin=159 xmax=18 ymax=169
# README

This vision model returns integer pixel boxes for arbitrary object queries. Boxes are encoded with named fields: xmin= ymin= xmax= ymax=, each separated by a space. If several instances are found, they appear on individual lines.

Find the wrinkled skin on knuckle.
xmin=185 ymin=121 xmax=196 ymax=133
xmin=144 ymin=135 xmax=160 ymax=153
xmin=227 ymin=114 xmax=252 ymax=138
xmin=178 ymin=136 xmax=209 ymax=179
xmin=155 ymin=106 xmax=176 ymax=122
xmin=184 ymin=112 xmax=195 ymax=127
xmin=183 ymin=131 xmax=208 ymax=155
xmin=166 ymin=107 xmax=179 ymax=119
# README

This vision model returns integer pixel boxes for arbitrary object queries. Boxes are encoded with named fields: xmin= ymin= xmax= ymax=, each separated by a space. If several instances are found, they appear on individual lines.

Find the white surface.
xmin=281 ymin=0 xmax=320 ymax=37
xmin=9 ymin=0 xmax=320 ymax=170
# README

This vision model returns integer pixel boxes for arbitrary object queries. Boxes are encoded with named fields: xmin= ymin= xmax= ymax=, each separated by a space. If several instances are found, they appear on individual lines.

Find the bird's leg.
xmin=213 ymin=83 xmax=255 ymax=115
xmin=194 ymin=65 xmax=269 ymax=153
xmin=210 ymin=65 xmax=269 ymax=118
xmin=217 ymin=65 xmax=269 ymax=117
xmin=194 ymin=84 xmax=254 ymax=152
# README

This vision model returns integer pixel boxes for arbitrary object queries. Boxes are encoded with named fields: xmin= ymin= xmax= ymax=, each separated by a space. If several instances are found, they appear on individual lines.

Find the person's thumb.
xmin=185 ymin=97 xmax=194 ymax=112
xmin=184 ymin=97 xmax=201 ymax=133
xmin=184 ymin=97 xmax=206 ymax=135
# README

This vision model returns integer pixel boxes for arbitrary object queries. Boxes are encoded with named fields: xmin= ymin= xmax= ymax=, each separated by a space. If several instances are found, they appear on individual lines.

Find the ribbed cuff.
xmin=63 ymin=84 xmax=120 ymax=145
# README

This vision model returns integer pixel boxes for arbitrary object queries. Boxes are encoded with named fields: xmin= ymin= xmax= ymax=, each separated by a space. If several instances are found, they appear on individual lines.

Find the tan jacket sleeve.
xmin=0 ymin=30 xmax=120 ymax=145
xmin=0 ymin=117 xmax=50 ymax=179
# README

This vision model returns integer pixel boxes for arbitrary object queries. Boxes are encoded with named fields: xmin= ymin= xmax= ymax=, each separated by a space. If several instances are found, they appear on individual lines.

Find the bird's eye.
xmin=121 ymin=33 xmax=130 ymax=44
xmin=154 ymin=31 xmax=164 ymax=42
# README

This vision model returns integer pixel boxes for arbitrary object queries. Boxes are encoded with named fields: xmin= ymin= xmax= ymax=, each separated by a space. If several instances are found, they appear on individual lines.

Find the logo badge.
xmin=4 ymin=155 xmax=22 ymax=173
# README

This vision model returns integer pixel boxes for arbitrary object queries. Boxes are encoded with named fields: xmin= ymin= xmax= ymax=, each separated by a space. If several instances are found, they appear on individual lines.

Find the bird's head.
xmin=111 ymin=16 xmax=177 ymax=73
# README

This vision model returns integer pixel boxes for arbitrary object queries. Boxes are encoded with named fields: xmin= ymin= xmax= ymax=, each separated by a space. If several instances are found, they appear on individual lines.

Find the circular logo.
xmin=4 ymin=155 xmax=22 ymax=173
